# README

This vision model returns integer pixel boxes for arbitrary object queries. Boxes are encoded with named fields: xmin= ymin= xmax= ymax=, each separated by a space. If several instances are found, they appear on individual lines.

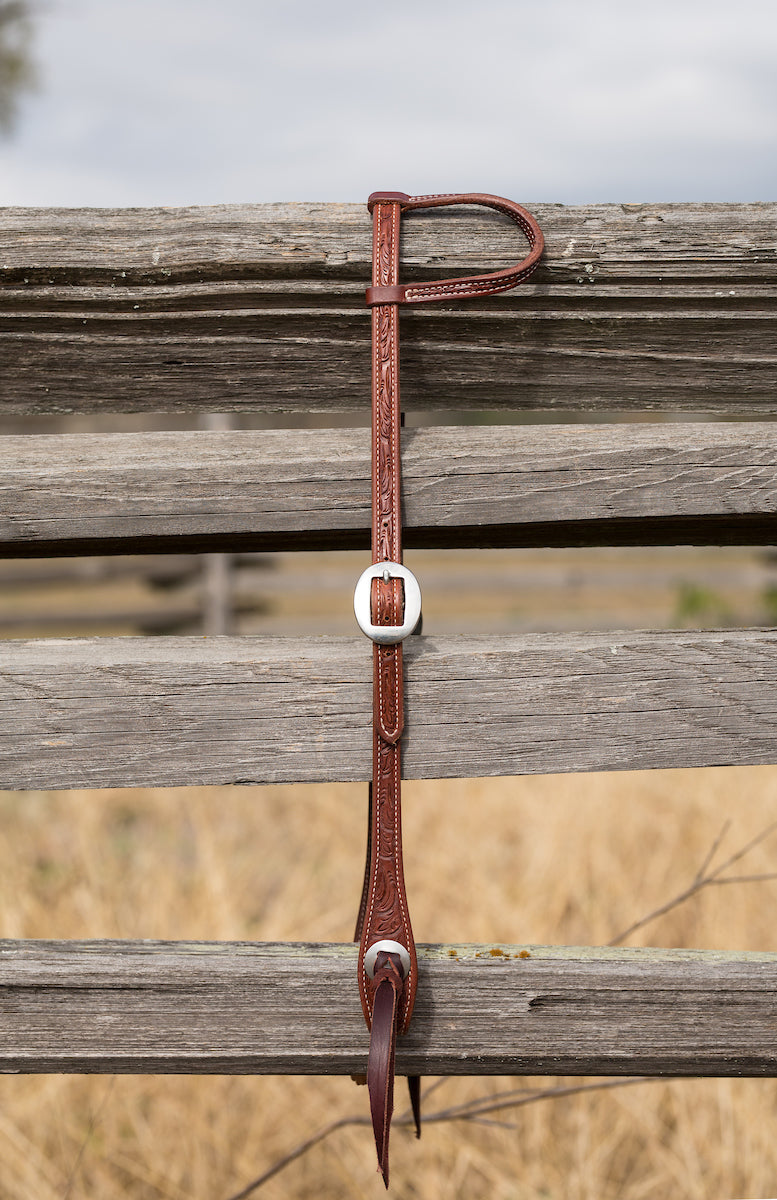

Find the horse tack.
xmin=351 ymin=191 xmax=544 ymax=1185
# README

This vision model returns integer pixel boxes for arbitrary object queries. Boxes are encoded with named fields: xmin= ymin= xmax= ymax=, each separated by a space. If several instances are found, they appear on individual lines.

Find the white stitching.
xmin=401 ymin=195 xmax=540 ymax=304
xmin=394 ymin=745 xmax=412 ymax=1027
xmin=362 ymin=739 xmax=413 ymax=1025
xmin=405 ymin=265 xmax=538 ymax=302
xmin=363 ymin=200 xmax=413 ymax=1025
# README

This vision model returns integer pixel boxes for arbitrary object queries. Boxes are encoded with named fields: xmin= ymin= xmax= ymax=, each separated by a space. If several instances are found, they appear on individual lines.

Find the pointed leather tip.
xmin=367 ymin=960 xmax=402 ymax=1190
xmin=408 ymin=1075 xmax=422 ymax=1139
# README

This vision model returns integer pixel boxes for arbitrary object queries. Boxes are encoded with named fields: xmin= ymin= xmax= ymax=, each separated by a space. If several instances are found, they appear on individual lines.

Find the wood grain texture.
xmin=2 ymin=203 xmax=776 ymax=413
xmin=1 ymin=941 xmax=775 ymax=1075
xmin=3 ymin=421 xmax=777 ymax=557
xmin=3 ymin=629 xmax=777 ymax=789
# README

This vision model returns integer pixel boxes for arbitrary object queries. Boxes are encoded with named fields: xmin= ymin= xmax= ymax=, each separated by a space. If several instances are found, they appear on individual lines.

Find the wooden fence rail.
xmin=4 ymin=422 xmax=777 ymax=557
xmin=3 ymin=629 xmax=777 ymax=789
xmin=1 ymin=942 xmax=775 ymax=1076
xmin=2 ymin=202 xmax=776 ymax=414
xmin=1 ymin=201 xmax=777 ymax=1080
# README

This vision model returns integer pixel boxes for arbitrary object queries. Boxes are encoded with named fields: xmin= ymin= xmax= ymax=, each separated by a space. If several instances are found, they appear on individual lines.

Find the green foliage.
xmin=673 ymin=580 xmax=733 ymax=628
xmin=0 ymin=1 xmax=36 ymax=136
xmin=760 ymin=585 xmax=777 ymax=626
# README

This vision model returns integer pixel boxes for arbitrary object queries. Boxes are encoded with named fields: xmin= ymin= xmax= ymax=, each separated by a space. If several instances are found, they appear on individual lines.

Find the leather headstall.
xmin=352 ymin=190 xmax=544 ymax=1186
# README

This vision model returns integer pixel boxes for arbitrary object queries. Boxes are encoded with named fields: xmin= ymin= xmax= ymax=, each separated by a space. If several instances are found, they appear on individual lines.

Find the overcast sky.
xmin=1 ymin=0 xmax=776 ymax=207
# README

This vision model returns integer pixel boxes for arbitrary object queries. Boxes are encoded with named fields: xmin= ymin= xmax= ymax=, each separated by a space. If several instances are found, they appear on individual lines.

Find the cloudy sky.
xmin=1 ymin=0 xmax=776 ymax=207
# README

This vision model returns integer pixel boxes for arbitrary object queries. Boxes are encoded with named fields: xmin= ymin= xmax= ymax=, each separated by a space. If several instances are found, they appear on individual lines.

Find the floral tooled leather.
xmin=355 ymin=190 xmax=544 ymax=1187
xmin=358 ymin=196 xmax=416 ymax=1037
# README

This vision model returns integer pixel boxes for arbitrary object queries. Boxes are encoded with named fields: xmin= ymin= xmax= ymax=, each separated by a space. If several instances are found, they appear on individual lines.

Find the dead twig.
xmin=400 ymin=1076 xmax=648 ymax=1127
xmin=62 ymin=1076 xmax=116 ymax=1200
xmin=223 ymin=1115 xmax=371 ymax=1200
xmin=223 ymin=1077 xmax=649 ymax=1200
xmin=608 ymin=820 xmax=777 ymax=946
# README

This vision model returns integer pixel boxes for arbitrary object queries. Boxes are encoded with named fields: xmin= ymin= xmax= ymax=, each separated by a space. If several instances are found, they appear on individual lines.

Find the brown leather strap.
xmin=355 ymin=189 xmax=543 ymax=1185
xmin=366 ymin=951 xmax=405 ymax=1187
xmin=355 ymin=195 xmax=418 ymax=1187
xmin=365 ymin=191 xmax=544 ymax=307
xmin=357 ymin=195 xmax=417 ymax=1032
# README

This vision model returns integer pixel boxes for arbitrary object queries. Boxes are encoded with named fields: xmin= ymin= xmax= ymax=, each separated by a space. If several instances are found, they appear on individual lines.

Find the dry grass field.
xmin=2 ymin=534 xmax=777 ymax=1197
xmin=2 ymin=766 xmax=777 ymax=1199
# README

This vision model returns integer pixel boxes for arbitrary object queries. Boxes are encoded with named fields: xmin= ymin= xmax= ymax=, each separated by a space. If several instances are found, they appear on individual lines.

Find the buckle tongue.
xmin=353 ymin=562 xmax=422 ymax=645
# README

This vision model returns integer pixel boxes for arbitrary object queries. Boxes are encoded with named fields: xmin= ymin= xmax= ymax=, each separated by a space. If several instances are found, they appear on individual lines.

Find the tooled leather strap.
xmin=355 ymin=190 xmax=543 ymax=1187
xmin=355 ymin=194 xmax=417 ymax=1187
xmin=357 ymin=193 xmax=417 ymax=1030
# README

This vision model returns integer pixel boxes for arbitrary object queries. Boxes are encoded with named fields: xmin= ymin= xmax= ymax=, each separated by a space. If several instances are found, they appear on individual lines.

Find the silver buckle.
xmin=353 ymin=561 xmax=422 ymax=645
xmin=363 ymin=939 xmax=411 ymax=980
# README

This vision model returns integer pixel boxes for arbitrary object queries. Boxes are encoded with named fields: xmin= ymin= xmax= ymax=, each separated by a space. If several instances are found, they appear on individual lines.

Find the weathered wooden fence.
xmin=0 ymin=551 xmax=271 ymax=636
xmin=1 ymin=200 xmax=776 ymax=1076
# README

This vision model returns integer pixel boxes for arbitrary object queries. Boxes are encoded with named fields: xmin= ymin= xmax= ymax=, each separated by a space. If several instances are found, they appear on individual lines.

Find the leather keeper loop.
xmin=367 ymin=191 xmax=411 ymax=212
xmin=365 ymin=284 xmax=405 ymax=307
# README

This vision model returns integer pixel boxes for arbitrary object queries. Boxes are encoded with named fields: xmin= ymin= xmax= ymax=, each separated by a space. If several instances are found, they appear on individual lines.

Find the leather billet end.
xmin=366 ymin=950 xmax=405 ymax=1186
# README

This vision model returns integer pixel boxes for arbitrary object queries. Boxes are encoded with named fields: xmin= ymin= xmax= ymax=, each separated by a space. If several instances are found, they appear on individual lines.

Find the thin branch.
xmin=466 ymin=1117 xmax=523 ymax=1130
xmin=399 ymin=1083 xmax=551 ymax=1124
xmin=692 ymin=819 xmax=731 ymax=884
xmin=405 ymin=1077 xmax=650 ymax=1126
xmin=223 ymin=1115 xmax=369 ymax=1200
xmin=223 ymin=1078 xmax=650 ymax=1200
xmin=62 ymin=1076 xmax=115 ymax=1200
xmin=706 ymin=820 xmax=777 ymax=881
xmin=705 ymin=872 xmax=777 ymax=887
xmin=609 ymin=821 xmax=777 ymax=946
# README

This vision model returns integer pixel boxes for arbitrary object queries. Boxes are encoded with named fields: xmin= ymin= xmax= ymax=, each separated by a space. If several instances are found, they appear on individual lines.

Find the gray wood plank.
xmin=3 ymin=629 xmax=777 ymax=789
xmin=2 ymin=201 xmax=773 ymax=283
xmin=1 ymin=941 xmax=775 ymax=1075
xmin=3 ymin=422 xmax=777 ymax=556
xmin=2 ymin=203 xmax=776 ymax=414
